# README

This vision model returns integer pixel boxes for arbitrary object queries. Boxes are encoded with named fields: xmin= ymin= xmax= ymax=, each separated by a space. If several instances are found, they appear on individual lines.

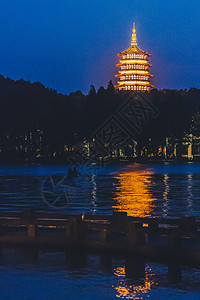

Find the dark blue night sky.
xmin=0 ymin=0 xmax=199 ymax=94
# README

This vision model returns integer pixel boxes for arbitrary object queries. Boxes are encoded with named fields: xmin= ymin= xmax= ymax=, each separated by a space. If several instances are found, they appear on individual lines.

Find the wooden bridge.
xmin=0 ymin=210 xmax=200 ymax=263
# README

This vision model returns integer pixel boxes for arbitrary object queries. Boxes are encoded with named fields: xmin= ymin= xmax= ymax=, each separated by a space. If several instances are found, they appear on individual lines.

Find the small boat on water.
xmin=67 ymin=167 xmax=79 ymax=179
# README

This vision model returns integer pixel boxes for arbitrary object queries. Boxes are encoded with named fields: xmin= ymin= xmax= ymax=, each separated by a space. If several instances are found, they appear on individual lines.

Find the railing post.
xmin=180 ymin=216 xmax=197 ymax=234
xmin=111 ymin=212 xmax=127 ymax=231
xmin=21 ymin=209 xmax=37 ymax=237
xmin=27 ymin=224 xmax=37 ymax=237
xmin=100 ymin=228 xmax=111 ymax=243
xmin=66 ymin=216 xmax=85 ymax=241
xmin=65 ymin=222 xmax=70 ymax=238
xmin=126 ymin=221 xmax=145 ymax=245
xmin=167 ymin=228 xmax=180 ymax=248
xmin=148 ymin=220 xmax=159 ymax=235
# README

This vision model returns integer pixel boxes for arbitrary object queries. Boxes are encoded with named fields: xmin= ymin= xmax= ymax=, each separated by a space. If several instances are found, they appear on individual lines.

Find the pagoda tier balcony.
xmin=118 ymin=88 xmax=152 ymax=92
xmin=115 ymin=73 xmax=152 ymax=79
xmin=117 ymin=76 xmax=150 ymax=81
xmin=117 ymin=59 xmax=150 ymax=65
xmin=118 ymin=64 xmax=152 ymax=70
xmin=114 ymin=84 xmax=154 ymax=91
xmin=117 ymin=80 xmax=152 ymax=86
xmin=115 ymin=86 xmax=154 ymax=90
xmin=118 ymin=70 xmax=152 ymax=75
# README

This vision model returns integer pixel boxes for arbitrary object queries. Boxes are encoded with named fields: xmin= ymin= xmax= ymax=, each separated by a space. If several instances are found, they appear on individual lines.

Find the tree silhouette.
xmin=88 ymin=84 xmax=96 ymax=96
xmin=107 ymin=80 xmax=115 ymax=94
xmin=0 ymin=74 xmax=199 ymax=162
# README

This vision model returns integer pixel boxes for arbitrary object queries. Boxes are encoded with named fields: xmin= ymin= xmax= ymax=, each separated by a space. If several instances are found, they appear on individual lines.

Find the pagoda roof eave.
xmin=117 ymin=45 xmax=151 ymax=56
xmin=115 ymin=73 xmax=153 ymax=78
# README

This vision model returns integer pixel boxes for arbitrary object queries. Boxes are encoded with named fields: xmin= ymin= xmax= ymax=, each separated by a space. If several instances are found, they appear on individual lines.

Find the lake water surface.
xmin=0 ymin=162 xmax=200 ymax=299
xmin=0 ymin=162 xmax=200 ymax=219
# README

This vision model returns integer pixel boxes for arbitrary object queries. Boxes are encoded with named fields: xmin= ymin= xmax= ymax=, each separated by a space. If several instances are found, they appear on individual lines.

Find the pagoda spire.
xmin=131 ymin=22 xmax=137 ymax=46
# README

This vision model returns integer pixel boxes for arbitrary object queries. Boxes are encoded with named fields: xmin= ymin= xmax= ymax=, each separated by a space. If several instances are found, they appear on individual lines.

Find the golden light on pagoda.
xmin=115 ymin=23 xmax=154 ymax=92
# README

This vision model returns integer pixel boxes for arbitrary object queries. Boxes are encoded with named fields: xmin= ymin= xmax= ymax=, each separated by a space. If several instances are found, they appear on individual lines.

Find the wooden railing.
xmin=0 ymin=210 xmax=199 ymax=262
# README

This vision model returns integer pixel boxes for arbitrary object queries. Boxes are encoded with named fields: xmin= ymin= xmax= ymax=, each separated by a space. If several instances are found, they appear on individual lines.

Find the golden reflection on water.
xmin=113 ymin=168 xmax=155 ymax=217
xmin=113 ymin=266 xmax=155 ymax=299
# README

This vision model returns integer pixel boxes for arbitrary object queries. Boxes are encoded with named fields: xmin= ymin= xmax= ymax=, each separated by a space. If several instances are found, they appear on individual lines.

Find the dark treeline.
xmin=0 ymin=75 xmax=200 ymax=161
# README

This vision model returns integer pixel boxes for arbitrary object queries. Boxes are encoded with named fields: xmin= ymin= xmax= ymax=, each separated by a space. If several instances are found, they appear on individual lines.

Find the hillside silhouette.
xmin=0 ymin=75 xmax=200 ymax=162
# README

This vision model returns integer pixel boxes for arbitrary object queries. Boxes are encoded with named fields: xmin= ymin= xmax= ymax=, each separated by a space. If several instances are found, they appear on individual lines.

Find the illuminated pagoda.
xmin=115 ymin=23 xmax=153 ymax=92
